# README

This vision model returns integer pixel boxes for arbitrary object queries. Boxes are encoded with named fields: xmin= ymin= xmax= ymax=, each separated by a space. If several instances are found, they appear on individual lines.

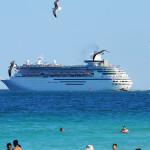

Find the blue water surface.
xmin=0 ymin=90 xmax=150 ymax=150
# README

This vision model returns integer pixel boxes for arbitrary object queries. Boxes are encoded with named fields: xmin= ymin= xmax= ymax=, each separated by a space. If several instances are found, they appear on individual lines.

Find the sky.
xmin=0 ymin=0 xmax=150 ymax=90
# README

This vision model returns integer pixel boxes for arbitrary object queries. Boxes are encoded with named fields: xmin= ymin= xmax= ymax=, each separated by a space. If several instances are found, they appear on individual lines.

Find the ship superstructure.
xmin=1 ymin=51 xmax=133 ymax=91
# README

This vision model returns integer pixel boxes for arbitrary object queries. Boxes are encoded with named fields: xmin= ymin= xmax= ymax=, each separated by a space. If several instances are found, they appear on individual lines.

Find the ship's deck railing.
xmin=19 ymin=64 xmax=85 ymax=69
xmin=18 ymin=61 xmax=121 ymax=69
xmin=107 ymin=65 xmax=120 ymax=68
xmin=19 ymin=74 xmax=94 ymax=78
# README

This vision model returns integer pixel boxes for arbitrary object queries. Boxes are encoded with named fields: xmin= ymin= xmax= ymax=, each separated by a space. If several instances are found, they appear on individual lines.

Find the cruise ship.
xmin=1 ymin=51 xmax=133 ymax=91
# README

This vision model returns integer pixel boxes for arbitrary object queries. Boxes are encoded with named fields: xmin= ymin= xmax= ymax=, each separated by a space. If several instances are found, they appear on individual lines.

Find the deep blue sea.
xmin=0 ymin=90 xmax=150 ymax=150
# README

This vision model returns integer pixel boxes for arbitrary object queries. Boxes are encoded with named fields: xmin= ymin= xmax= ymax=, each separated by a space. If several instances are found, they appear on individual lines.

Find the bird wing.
xmin=55 ymin=0 xmax=60 ymax=3
xmin=8 ymin=67 xmax=12 ymax=77
xmin=8 ymin=60 xmax=16 ymax=77
xmin=54 ymin=0 xmax=60 ymax=7
xmin=10 ymin=61 xmax=15 ymax=67
xmin=53 ymin=7 xmax=58 ymax=17
xmin=8 ymin=65 xmax=13 ymax=77
xmin=101 ymin=50 xmax=110 ymax=53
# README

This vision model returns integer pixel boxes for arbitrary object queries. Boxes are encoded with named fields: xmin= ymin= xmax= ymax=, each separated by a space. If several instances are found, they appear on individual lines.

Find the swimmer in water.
xmin=112 ymin=144 xmax=117 ymax=150
xmin=12 ymin=140 xmax=22 ymax=150
xmin=60 ymin=128 xmax=64 ymax=132
xmin=121 ymin=126 xmax=129 ymax=133
xmin=85 ymin=145 xmax=94 ymax=150
xmin=7 ymin=143 xmax=12 ymax=150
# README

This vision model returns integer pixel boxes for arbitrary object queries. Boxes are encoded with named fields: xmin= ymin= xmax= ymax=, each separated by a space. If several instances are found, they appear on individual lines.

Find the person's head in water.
xmin=112 ymin=144 xmax=117 ymax=150
xmin=85 ymin=145 xmax=94 ymax=150
xmin=60 ymin=128 xmax=64 ymax=132
xmin=7 ymin=143 xmax=12 ymax=150
xmin=13 ymin=140 xmax=18 ymax=147
xmin=136 ymin=149 xmax=141 ymax=150
xmin=121 ymin=126 xmax=129 ymax=133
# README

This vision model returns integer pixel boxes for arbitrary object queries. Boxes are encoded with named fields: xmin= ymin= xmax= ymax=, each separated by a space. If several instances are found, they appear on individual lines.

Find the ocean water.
xmin=0 ymin=90 xmax=150 ymax=150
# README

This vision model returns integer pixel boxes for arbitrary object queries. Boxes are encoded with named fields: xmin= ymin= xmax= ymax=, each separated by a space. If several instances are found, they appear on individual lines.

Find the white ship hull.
xmin=1 ymin=77 xmax=133 ymax=91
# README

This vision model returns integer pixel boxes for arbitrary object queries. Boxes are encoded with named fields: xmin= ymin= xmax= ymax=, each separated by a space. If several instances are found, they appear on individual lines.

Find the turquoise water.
xmin=0 ymin=90 xmax=150 ymax=150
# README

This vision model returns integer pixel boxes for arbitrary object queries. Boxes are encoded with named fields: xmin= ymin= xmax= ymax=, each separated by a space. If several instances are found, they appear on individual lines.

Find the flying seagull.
xmin=53 ymin=0 xmax=62 ymax=18
xmin=93 ymin=50 xmax=110 ymax=61
xmin=8 ymin=61 xmax=17 ymax=77
xmin=8 ymin=61 xmax=15 ymax=77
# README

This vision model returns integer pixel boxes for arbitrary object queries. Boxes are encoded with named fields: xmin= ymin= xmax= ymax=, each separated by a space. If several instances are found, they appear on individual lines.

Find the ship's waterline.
xmin=1 ymin=51 xmax=133 ymax=91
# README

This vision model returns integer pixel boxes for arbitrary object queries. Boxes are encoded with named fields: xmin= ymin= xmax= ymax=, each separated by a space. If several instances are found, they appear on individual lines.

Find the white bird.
xmin=53 ymin=0 xmax=62 ymax=18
